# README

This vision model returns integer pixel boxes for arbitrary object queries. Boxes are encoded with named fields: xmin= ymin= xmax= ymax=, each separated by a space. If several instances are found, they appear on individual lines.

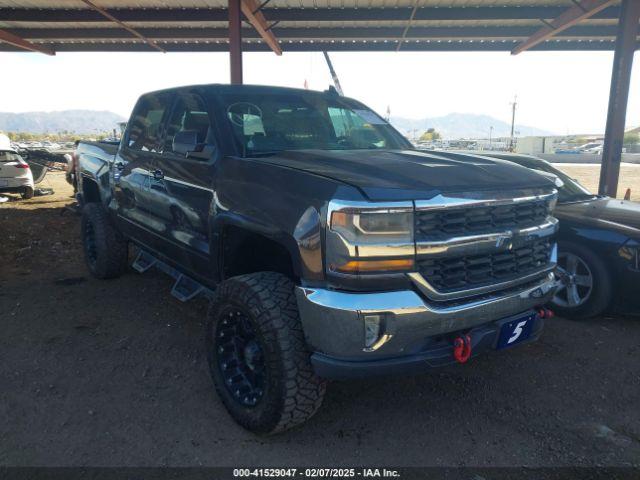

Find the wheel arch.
xmin=213 ymin=215 xmax=303 ymax=282
xmin=78 ymin=174 xmax=102 ymax=205
xmin=552 ymin=238 xmax=615 ymax=318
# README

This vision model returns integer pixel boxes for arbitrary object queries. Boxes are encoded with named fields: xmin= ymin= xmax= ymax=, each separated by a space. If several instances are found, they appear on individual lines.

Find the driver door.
xmin=113 ymin=91 xmax=173 ymax=250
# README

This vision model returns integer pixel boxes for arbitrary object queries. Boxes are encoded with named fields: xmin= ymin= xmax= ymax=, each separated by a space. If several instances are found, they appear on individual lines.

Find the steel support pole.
xmin=229 ymin=0 xmax=243 ymax=84
xmin=598 ymin=0 xmax=640 ymax=196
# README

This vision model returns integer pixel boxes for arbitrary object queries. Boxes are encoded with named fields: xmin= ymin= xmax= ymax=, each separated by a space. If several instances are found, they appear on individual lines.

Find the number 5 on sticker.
xmin=508 ymin=321 xmax=528 ymax=344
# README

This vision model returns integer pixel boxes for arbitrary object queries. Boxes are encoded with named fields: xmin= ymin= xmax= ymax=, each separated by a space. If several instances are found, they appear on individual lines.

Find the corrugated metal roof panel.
xmin=0 ymin=0 xmax=628 ymax=53
xmin=0 ymin=19 xmax=620 ymax=31
xmin=0 ymin=17 xmax=618 ymax=29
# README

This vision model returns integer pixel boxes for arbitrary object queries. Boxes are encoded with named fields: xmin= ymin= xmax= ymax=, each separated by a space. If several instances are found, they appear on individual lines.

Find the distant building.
xmin=515 ymin=136 xmax=558 ymax=154
xmin=475 ymin=139 xmax=509 ymax=151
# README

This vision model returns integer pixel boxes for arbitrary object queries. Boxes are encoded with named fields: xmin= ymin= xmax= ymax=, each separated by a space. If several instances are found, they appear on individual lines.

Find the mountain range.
xmin=0 ymin=110 xmax=126 ymax=135
xmin=390 ymin=113 xmax=555 ymax=139
xmin=0 ymin=109 xmax=554 ymax=139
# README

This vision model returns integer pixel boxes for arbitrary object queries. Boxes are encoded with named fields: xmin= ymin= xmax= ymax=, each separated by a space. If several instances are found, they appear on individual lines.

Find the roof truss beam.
xmin=0 ymin=28 xmax=54 ymax=55
xmin=396 ymin=0 xmax=420 ymax=52
xmin=5 ymin=25 xmax=625 ymax=41
xmin=77 ymin=0 xmax=166 ymax=52
xmin=240 ymin=0 xmax=282 ymax=55
xmin=512 ymin=0 xmax=617 ymax=54
xmin=0 ymin=39 xmax=633 ymax=53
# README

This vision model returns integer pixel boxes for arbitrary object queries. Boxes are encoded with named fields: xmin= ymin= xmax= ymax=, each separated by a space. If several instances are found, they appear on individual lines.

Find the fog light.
xmin=363 ymin=314 xmax=382 ymax=348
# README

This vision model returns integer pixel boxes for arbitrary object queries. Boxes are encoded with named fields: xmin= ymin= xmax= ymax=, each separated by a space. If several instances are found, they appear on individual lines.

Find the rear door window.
xmin=127 ymin=92 xmax=172 ymax=152
xmin=0 ymin=151 xmax=22 ymax=162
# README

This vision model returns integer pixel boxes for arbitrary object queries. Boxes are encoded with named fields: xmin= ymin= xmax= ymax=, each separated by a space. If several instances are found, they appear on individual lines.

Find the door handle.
xmin=152 ymin=169 xmax=164 ymax=180
xmin=115 ymin=161 xmax=125 ymax=171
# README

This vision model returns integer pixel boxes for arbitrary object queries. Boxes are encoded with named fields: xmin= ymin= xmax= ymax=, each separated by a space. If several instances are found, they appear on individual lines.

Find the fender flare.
xmin=210 ymin=212 xmax=304 ymax=279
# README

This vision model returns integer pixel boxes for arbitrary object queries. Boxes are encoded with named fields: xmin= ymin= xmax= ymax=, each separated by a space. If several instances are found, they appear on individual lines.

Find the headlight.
xmin=330 ymin=209 xmax=413 ymax=242
xmin=326 ymin=201 xmax=415 ymax=275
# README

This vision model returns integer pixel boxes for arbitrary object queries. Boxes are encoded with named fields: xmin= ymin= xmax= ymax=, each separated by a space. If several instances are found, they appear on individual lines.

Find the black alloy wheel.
xmin=215 ymin=307 xmax=266 ymax=407
xmin=206 ymin=272 xmax=326 ymax=434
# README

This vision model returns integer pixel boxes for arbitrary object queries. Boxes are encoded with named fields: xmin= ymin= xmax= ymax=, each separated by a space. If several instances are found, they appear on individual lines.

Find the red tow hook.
xmin=536 ymin=307 xmax=555 ymax=319
xmin=453 ymin=334 xmax=472 ymax=364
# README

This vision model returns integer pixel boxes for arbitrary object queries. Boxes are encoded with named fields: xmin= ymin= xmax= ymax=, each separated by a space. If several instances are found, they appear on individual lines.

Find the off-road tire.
xmin=21 ymin=186 xmax=34 ymax=200
xmin=206 ymin=272 xmax=326 ymax=434
xmin=81 ymin=203 xmax=128 ymax=279
xmin=551 ymin=241 xmax=612 ymax=319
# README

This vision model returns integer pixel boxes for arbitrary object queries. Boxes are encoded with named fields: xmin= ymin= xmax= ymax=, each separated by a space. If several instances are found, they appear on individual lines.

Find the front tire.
xmin=551 ymin=241 xmax=612 ymax=319
xmin=206 ymin=272 xmax=326 ymax=434
xmin=81 ymin=203 xmax=128 ymax=279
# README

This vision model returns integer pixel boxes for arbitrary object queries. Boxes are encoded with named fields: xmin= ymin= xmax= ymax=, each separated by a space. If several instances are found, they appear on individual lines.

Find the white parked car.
xmin=0 ymin=149 xmax=34 ymax=199
xmin=576 ymin=142 xmax=603 ymax=154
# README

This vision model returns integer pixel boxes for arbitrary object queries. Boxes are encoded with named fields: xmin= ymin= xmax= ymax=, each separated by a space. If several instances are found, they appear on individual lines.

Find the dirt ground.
xmin=1 ymin=170 xmax=640 ymax=468
xmin=557 ymin=163 xmax=640 ymax=201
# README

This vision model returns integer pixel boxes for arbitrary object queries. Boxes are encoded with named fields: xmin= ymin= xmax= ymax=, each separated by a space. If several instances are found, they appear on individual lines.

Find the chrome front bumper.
xmin=295 ymin=272 xmax=556 ymax=361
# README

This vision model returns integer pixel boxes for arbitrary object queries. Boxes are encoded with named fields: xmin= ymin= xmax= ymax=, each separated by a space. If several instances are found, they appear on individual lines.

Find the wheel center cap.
xmin=243 ymin=341 xmax=260 ymax=371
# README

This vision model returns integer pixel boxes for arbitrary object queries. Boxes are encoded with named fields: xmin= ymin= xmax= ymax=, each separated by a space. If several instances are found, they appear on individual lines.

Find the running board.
xmin=132 ymin=249 xmax=214 ymax=302
xmin=171 ymin=274 xmax=205 ymax=302
xmin=131 ymin=250 xmax=157 ymax=273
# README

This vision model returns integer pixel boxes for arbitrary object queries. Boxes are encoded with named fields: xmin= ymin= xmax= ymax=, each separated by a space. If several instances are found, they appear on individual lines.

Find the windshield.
xmin=219 ymin=92 xmax=411 ymax=156
xmin=0 ymin=151 xmax=22 ymax=162
xmin=525 ymin=160 xmax=595 ymax=202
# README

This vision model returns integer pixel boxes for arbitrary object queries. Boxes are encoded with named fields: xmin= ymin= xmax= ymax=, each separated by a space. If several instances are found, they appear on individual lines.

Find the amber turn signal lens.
xmin=330 ymin=211 xmax=349 ymax=229
xmin=333 ymin=258 xmax=414 ymax=273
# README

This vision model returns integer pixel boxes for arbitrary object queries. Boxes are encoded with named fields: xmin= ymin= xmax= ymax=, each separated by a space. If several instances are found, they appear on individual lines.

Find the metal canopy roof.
xmin=0 ymin=0 xmax=635 ymax=53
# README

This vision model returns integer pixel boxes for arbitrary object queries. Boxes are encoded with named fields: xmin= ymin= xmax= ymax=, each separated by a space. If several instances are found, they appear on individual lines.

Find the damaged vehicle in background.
xmin=0 ymin=147 xmax=34 ymax=200
xmin=75 ymin=84 xmax=560 ymax=433
xmin=462 ymin=152 xmax=640 ymax=318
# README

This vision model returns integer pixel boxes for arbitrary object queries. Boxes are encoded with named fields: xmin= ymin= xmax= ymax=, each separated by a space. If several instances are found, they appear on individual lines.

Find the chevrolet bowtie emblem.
xmin=495 ymin=236 xmax=513 ymax=249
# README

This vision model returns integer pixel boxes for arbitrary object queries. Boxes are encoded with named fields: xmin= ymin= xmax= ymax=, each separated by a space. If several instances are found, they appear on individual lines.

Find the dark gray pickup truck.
xmin=76 ymin=84 xmax=558 ymax=433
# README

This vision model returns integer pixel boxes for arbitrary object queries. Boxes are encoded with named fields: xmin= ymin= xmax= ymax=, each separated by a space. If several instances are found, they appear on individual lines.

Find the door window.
xmin=164 ymin=93 xmax=212 ymax=154
xmin=127 ymin=92 xmax=172 ymax=152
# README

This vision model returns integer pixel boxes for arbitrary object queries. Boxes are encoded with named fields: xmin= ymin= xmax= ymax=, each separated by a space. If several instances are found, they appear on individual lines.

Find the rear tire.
xmin=81 ymin=203 xmax=128 ymax=279
xmin=206 ymin=272 xmax=326 ymax=434
xmin=551 ymin=241 xmax=612 ymax=319
xmin=21 ymin=186 xmax=34 ymax=200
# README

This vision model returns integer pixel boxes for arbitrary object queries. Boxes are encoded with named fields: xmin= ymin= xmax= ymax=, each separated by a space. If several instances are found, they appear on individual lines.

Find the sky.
xmin=0 ymin=50 xmax=638 ymax=135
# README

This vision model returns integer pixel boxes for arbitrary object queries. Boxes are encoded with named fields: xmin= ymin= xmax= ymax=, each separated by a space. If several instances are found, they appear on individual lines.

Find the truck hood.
xmin=256 ymin=149 xmax=555 ymax=201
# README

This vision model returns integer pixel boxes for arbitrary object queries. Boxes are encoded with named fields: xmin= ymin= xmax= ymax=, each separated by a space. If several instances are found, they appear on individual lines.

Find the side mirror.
xmin=173 ymin=130 xmax=202 ymax=155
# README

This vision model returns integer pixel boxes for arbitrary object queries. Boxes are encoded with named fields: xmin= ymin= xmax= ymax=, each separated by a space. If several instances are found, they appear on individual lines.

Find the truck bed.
xmin=76 ymin=140 xmax=120 ymax=201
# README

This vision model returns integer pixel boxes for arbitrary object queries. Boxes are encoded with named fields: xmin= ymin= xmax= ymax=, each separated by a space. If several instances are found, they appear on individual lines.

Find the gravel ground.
xmin=1 ymin=171 xmax=639 ymax=468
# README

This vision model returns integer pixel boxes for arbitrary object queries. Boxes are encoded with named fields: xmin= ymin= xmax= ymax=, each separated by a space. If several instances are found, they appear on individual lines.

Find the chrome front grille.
xmin=417 ymin=238 xmax=552 ymax=292
xmin=415 ymin=199 xmax=551 ymax=241
xmin=412 ymin=190 xmax=558 ymax=301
